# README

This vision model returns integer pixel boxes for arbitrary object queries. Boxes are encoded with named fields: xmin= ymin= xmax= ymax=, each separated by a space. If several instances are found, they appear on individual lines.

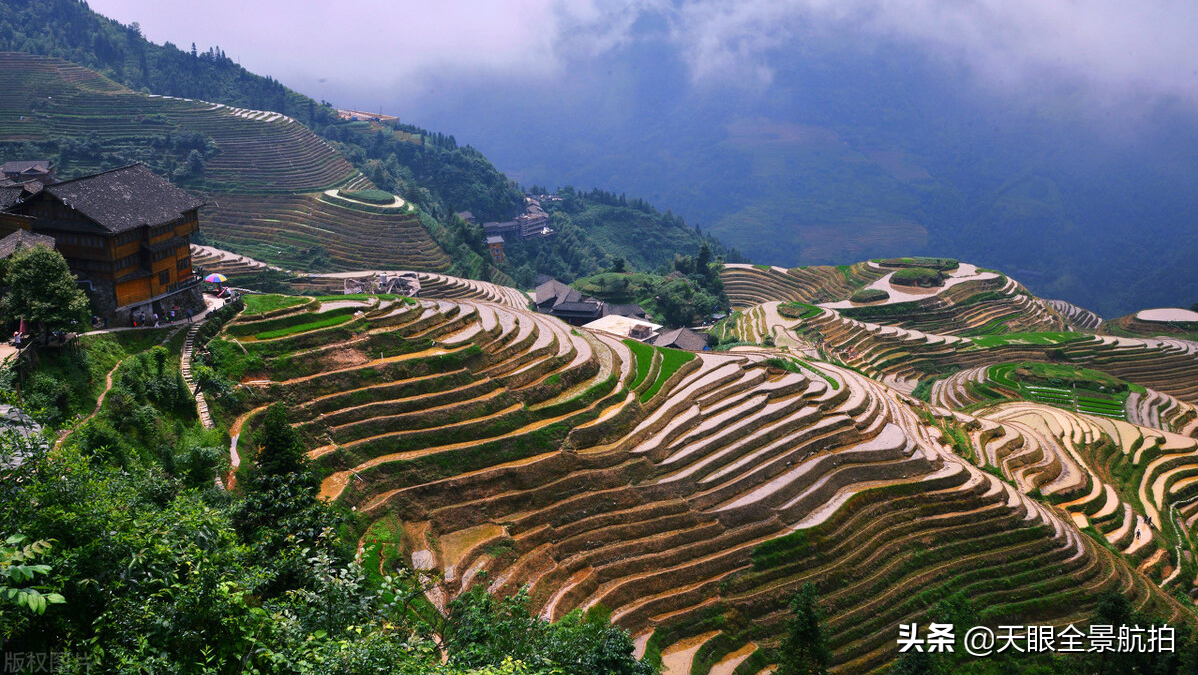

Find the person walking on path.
xmin=152 ymin=312 xmax=160 ymax=327
xmin=187 ymin=308 xmax=193 ymax=323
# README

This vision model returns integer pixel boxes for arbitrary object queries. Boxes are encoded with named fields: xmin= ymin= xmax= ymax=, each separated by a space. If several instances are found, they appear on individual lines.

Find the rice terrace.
xmin=184 ymin=253 xmax=1198 ymax=673
xmin=2 ymin=3 xmax=1198 ymax=674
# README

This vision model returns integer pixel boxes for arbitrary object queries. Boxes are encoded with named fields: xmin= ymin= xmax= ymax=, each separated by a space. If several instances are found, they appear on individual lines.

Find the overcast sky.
xmin=87 ymin=0 xmax=1198 ymax=112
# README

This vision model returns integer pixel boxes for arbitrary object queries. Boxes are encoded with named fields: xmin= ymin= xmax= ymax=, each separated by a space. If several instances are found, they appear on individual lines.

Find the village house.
xmin=0 ymin=159 xmax=55 ymax=185
xmin=0 ymin=164 xmax=205 ymax=321
xmin=534 ymin=278 xmax=604 ymax=325
xmin=485 ymin=235 xmax=505 ymax=263
xmin=653 ymin=327 xmax=709 ymax=351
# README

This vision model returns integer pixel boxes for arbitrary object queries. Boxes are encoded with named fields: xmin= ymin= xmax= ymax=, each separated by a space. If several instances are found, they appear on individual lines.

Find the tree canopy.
xmin=0 ymin=244 xmax=89 ymax=336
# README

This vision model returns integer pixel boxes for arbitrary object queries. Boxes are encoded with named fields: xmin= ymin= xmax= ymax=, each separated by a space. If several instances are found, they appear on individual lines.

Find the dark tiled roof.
xmin=0 ymin=229 xmax=55 ymax=259
xmin=0 ymin=186 xmax=24 ymax=211
xmin=550 ymin=301 xmax=603 ymax=318
xmin=0 ymin=182 xmax=43 ymax=212
xmin=653 ymin=327 xmax=708 ymax=351
xmin=535 ymin=278 xmax=582 ymax=308
xmin=1 ymin=160 xmax=52 ymax=175
xmin=43 ymin=164 xmax=204 ymax=234
xmin=604 ymin=303 xmax=648 ymax=319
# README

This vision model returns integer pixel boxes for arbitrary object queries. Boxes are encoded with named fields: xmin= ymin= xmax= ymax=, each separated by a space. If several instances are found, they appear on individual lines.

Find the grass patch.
xmin=792 ymin=358 xmax=840 ymax=390
xmin=623 ymin=339 xmax=655 ymax=390
xmin=242 ymin=293 xmax=308 ymax=315
xmin=969 ymin=332 xmax=1084 ymax=348
xmin=254 ymin=314 xmax=354 ymax=340
xmin=640 ymin=347 xmax=695 ymax=402
xmin=777 ymin=301 xmax=822 ymax=320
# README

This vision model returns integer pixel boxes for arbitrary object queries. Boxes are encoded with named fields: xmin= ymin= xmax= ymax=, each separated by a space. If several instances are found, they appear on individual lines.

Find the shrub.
xmin=849 ymin=288 xmax=890 ymax=303
xmin=22 ymin=372 xmax=73 ymax=427
xmin=890 ymin=267 xmax=944 ymax=287
xmin=879 ymin=257 xmax=959 ymax=271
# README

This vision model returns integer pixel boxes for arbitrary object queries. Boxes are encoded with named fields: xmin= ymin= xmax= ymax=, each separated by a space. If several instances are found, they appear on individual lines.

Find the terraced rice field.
xmin=206 ymin=269 xmax=1197 ymax=674
xmin=201 ymin=194 xmax=450 ymax=272
xmin=0 ymin=53 xmax=453 ymax=272
xmin=0 ymin=53 xmax=358 ymax=193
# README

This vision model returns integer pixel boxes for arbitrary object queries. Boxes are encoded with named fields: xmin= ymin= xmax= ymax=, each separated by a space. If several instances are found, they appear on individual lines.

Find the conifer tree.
xmin=777 ymin=583 xmax=830 ymax=675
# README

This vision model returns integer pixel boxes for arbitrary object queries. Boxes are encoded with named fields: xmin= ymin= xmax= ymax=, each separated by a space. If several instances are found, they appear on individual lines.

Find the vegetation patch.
xmin=777 ymin=302 xmax=822 ymax=319
xmin=623 ymin=339 xmax=656 ymax=390
xmin=849 ymin=288 xmax=890 ymax=303
xmin=877 ymin=256 xmax=960 ymax=271
xmin=969 ymin=331 xmax=1085 ymax=348
xmin=640 ymin=347 xmax=695 ymax=402
xmin=242 ymin=293 xmax=308 ymax=316
xmin=889 ymin=266 xmax=945 ymax=287
xmin=339 ymin=189 xmax=396 ymax=204
xmin=253 ymin=313 xmax=354 ymax=340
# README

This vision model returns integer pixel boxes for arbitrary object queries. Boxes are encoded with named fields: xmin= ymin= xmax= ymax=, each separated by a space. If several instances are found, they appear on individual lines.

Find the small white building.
xmin=582 ymin=314 xmax=663 ymax=342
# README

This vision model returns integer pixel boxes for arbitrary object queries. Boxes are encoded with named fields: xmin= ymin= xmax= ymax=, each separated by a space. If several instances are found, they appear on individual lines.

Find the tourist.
xmin=187 ymin=308 xmax=193 ymax=323
xmin=153 ymin=312 xmax=160 ymax=327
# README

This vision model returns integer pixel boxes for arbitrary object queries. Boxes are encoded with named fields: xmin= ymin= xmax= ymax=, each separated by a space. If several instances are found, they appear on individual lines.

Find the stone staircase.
xmin=180 ymin=321 xmax=214 ymax=430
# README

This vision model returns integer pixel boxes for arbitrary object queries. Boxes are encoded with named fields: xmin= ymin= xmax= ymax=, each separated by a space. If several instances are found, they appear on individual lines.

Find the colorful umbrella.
xmin=204 ymin=273 xmax=228 ymax=283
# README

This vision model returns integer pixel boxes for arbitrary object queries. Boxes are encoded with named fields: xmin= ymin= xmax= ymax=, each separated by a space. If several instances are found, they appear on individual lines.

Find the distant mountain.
xmin=400 ymin=33 xmax=1198 ymax=316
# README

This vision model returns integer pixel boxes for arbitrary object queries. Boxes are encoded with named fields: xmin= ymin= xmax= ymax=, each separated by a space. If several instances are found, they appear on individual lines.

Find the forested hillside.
xmin=0 ymin=0 xmax=734 ymax=287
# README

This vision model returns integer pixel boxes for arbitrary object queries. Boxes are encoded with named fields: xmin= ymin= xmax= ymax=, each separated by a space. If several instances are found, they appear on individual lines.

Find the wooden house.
xmin=0 ymin=164 xmax=205 ymax=318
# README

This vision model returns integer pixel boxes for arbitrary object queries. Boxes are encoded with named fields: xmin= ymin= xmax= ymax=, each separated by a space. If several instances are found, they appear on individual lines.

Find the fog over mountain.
xmin=89 ymin=0 xmax=1198 ymax=316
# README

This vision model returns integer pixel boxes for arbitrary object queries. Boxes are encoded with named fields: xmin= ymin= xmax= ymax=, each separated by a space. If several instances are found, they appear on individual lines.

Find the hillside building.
xmin=0 ymin=164 xmax=205 ymax=321
xmin=483 ymin=200 xmax=556 ymax=240
xmin=653 ymin=327 xmax=709 ymax=351
xmin=581 ymin=314 xmax=662 ymax=342
xmin=485 ymin=235 xmax=505 ymax=263
xmin=534 ymin=278 xmax=604 ymax=325
xmin=1 ymin=160 xmax=55 ymax=185
xmin=0 ymin=229 xmax=55 ymax=261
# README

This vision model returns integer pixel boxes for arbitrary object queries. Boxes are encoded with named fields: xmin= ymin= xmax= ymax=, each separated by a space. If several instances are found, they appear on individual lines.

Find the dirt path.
xmin=55 ymin=325 xmax=187 ymax=449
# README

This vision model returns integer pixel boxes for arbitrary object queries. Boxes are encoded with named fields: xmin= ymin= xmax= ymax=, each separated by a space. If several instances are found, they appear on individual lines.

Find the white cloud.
xmin=667 ymin=0 xmax=1198 ymax=103
xmin=87 ymin=0 xmax=1198 ymax=105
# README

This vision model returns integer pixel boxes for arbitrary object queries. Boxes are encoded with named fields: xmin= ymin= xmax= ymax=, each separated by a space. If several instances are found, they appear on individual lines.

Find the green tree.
xmin=889 ymin=650 xmax=935 ymax=675
xmin=777 ymin=583 xmax=829 ymax=675
xmin=252 ymin=402 xmax=310 ymax=478
xmin=0 ymin=244 xmax=89 ymax=342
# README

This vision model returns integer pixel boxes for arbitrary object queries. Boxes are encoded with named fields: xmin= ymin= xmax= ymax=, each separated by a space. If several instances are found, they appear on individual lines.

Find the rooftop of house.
xmin=39 ymin=164 xmax=205 ymax=234
xmin=582 ymin=314 xmax=662 ymax=340
xmin=550 ymin=301 xmax=604 ymax=318
xmin=535 ymin=278 xmax=582 ymax=308
xmin=1 ymin=160 xmax=53 ymax=175
xmin=0 ymin=229 xmax=55 ymax=260
xmin=653 ymin=327 xmax=709 ymax=352
xmin=604 ymin=303 xmax=648 ymax=320
xmin=485 ymin=235 xmax=505 ymax=245
xmin=0 ymin=181 xmax=42 ymax=211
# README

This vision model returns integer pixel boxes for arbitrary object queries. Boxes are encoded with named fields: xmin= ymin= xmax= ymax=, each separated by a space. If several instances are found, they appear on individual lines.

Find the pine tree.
xmin=777 ymin=583 xmax=829 ymax=675
xmin=253 ymin=402 xmax=309 ymax=478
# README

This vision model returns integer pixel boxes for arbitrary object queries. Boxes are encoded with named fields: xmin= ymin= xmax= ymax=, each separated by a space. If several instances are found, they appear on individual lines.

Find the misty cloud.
xmin=88 ymin=0 xmax=1198 ymax=106
xmin=667 ymin=0 xmax=1198 ymax=103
